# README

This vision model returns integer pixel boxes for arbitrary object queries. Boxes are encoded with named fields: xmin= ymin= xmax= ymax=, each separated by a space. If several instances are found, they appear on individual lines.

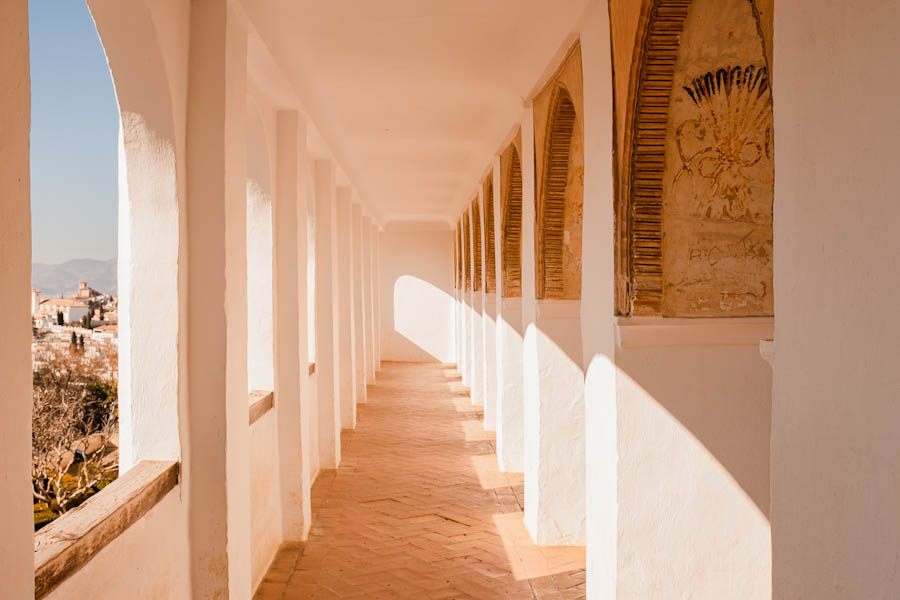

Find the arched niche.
xmin=455 ymin=221 xmax=463 ymax=290
xmin=619 ymin=0 xmax=774 ymax=317
xmin=500 ymin=137 xmax=523 ymax=298
xmin=483 ymin=177 xmax=496 ymax=294
xmin=471 ymin=198 xmax=483 ymax=293
xmin=463 ymin=213 xmax=472 ymax=291
xmin=533 ymin=44 xmax=584 ymax=301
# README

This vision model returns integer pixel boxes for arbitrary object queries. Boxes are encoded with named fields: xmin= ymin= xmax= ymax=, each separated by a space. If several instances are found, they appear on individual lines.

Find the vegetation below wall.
xmin=32 ymin=352 xmax=119 ymax=530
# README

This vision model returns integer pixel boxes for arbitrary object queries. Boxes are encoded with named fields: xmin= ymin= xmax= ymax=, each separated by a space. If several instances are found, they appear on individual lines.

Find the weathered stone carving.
xmin=623 ymin=0 xmax=773 ymax=317
xmin=533 ymin=44 xmax=584 ymax=301
xmin=500 ymin=137 xmax=523 ymax=298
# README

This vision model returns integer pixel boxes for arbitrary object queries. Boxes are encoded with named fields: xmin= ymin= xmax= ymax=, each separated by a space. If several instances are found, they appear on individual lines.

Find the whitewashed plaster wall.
xmin=772 ymin=2 xmax=900 ymax=597
xmin=578 ymin=2 xmax=617 ymax=596
xmin=46 ymin=491 xmax=191 ymax=600
xmin=379 ymin=223 xmax=455 ymax=363
xmin=250 ymin=409 xmax=282 ymax=589
xmin=615 ymin=342 xmax=771 ymax=598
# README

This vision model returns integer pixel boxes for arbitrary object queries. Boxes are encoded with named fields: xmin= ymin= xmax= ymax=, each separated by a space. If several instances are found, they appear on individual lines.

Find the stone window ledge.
xmin=34 ymin=460 xmax=179 ymax=599
xmin=249 ymin=389 xmax=275 ymax=426
xmin=616 ymin=316 xmax=774 ymax=350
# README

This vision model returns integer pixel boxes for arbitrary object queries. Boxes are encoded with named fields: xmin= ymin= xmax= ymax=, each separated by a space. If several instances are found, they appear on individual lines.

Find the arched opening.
xmin=246 ymin=98 xmax=274 ymax=393
xmin=535 ymin=86 xmax=583 ymax=300
xmin=29 ymin=0 xmax=120 ymax=529
xmin=501 ymin=144 xmax=523 ymax=298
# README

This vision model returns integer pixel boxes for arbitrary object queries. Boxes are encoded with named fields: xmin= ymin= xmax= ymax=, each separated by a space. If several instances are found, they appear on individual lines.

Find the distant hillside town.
xmin=31 ymin=280 xmax=118 ymax=372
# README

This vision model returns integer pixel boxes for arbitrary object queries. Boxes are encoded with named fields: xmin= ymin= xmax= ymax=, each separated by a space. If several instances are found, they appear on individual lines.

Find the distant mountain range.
xmin=32 ymin=258 xmax=117 ymax=297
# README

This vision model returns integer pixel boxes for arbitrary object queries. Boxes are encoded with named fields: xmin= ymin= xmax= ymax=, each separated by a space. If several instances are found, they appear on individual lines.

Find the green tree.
xmin=56 ymin=311 xmax=64 ymax=326
xmin=70 ymin=331 xmax=77 ymax=346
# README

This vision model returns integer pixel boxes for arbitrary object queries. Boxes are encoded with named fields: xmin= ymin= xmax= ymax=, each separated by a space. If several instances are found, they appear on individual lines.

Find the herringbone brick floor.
xmin=255 ymin=361 xmax=585 ymax=599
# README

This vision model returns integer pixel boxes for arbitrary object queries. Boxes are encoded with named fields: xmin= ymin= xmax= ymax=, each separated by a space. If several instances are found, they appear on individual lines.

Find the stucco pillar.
xmin=296 ymin=151 xmax=313 ymax=538
xmin=362 ymin=215 xmax=376 ymax=384
xmin=273 ymin=110 xmax=312 ymax=539
xmin=0 ymin=5 xmax=34 ymax=595
xmin=468 ymin=207 xmax=484 ymax=405
xmin=335 ymin=187 xmax=356 ymax=427
xmin=314 ymin=160 xmax=341 ymax=468
xmin=373 ymin=225 xmax=383 ymax=371
xmin=521 ymin=101 xmax=586 ymax=546
xmin=480 ymin=179 xmax=497 ymax=430
xmin=185 ymin=1 xmax=251 ymax=594
xmin=351 ymin=203 xmax=368 ymax=403
xmin=579 ymin=5 xmax=617 ymax=596
xmin=773 ymin=3 xmax=900 ymax=597
xmin=493 ymin=148 xmax=526 ymax=472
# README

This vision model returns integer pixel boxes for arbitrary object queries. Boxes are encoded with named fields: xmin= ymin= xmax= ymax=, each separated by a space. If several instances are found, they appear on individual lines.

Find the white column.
xmin=362 ymin=215 xmax=376 ymax=384
xmin=580 ymin=4 xmax=617 ymax=596
xmin=464 ymin=213 xmax=474 ymax=389
xmin=351 ymin=203 xmax=368 ymax=403
xmin=314 ymin=160 xmax=341 ymax=468
xmin=273 ymin=110 xmax=310 ymax=539
xmin=185 ymin=1 xmax=251 ymax=594
xmin=470 ymin=204 xmax=484 ymax=407
xmin=335 ymin=188 xmax=356 ymax=426
xmin=373 ymin=225 xmax=383 ymax=371
xmin=480 ymin=181 xmax=497 ymax=430
xmin=296 ymin=149 xmax=313 ymax=537
xmin=0 ymin=4 xmax=34 ymax=595
xmin=522 ymin=106 xmax=586 ymax=547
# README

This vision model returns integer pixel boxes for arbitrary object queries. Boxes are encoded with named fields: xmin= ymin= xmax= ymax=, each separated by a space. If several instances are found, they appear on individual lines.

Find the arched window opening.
xmin=484 ymin=179 xmax=496 ymax=294
xmin=501 ymin=144 xmax=523 ymax=298
xmin=471 ymin=198 xmax=483 ymax=293
xmin=29 ymin=1 xmax=120 ymax=529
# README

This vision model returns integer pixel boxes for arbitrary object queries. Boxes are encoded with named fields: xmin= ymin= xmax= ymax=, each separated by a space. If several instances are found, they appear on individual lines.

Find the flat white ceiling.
xmin=241 ymin=0 xmax=589 ymax=224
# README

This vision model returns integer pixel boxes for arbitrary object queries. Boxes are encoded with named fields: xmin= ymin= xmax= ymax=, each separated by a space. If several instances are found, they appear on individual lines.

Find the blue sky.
xmin=30 ymin=0 xmax=118 ymax=265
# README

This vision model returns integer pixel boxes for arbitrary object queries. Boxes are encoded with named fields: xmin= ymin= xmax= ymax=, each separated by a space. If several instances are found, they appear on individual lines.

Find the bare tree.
xmin=32 ymin=353 xmax=118 ymax=519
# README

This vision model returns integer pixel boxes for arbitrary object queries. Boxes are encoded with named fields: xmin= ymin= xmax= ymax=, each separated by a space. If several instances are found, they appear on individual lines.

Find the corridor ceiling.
xmin=241 ymin=0 xmax=591 ymax=225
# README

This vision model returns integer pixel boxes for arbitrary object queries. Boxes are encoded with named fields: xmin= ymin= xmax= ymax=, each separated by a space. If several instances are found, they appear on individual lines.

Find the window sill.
xmin=249 ymin=390 xmax=275 ymax=426
xmin=34 ymin=460 xmax=179 ymax=599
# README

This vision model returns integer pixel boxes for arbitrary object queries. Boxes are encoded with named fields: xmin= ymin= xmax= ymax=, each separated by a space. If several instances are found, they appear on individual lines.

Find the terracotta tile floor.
xmin=255 ymin=361 xmax=585 ymax=599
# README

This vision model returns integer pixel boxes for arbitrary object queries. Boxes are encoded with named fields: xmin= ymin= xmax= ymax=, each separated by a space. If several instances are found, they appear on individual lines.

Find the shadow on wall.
xmin=614 ymin=345 xmax=772 ymax=520
xmin=391 ymin=275 xmax=455 ymax=363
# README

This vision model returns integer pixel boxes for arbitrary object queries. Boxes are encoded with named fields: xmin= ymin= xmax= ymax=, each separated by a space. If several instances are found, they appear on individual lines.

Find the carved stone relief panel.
xmin=484 ymin=178 xmax=496 ymax=294
xmin=662 ymin=0 xmax=773 ymax=316
xmin=500 ymin=136 xmax=523 ymax=298
xmin=624 ymin=0 xmax=773 ymax=317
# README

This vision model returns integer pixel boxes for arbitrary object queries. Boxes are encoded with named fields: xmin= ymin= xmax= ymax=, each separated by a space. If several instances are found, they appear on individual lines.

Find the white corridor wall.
xmin=379 ymin=222 xmax=455 ymax=363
